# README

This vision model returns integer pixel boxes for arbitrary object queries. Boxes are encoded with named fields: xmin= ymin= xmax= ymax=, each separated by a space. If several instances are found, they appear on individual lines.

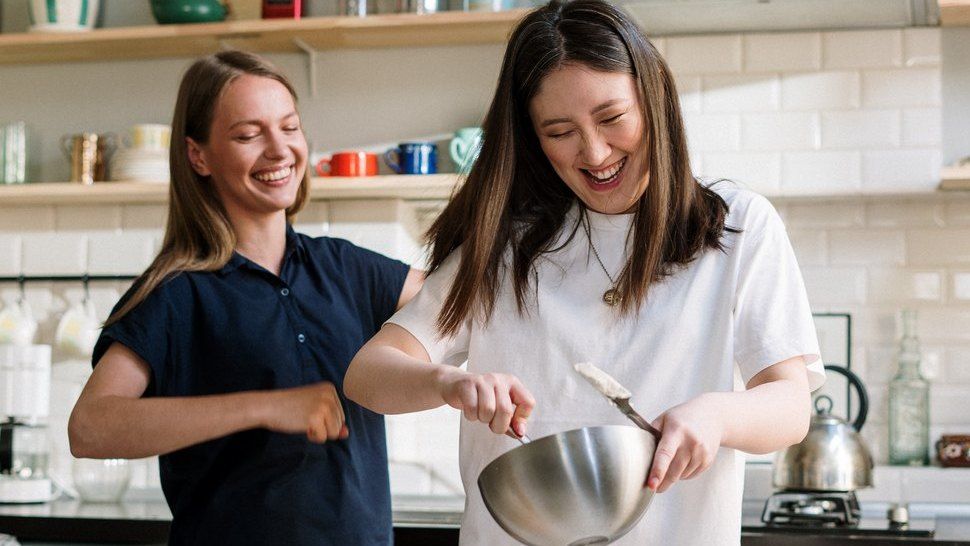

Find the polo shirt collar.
xmin=218 ymin=223 xmax=306 ymax=276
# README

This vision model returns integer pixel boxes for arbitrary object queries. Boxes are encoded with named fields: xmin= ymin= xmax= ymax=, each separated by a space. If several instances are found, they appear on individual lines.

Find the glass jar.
xmin=888 ymin=309 xmax=930 ymax=466
xmin=72 ymin=458 xmax=131 ymax=503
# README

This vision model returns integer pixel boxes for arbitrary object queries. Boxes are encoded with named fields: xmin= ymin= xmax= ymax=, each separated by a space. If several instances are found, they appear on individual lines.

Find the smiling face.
xmin=187 ymin=74 xmax=308 ymax=223
xmin=529 ymin=64 xmax=650 ymax=215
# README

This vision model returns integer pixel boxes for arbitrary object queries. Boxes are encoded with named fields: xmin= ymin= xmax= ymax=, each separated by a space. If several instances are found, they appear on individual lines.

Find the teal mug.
xmin=449 ymin=127 xmax=483 ymax=174
xmin=150 ymin=0 xmax=227 ymax=24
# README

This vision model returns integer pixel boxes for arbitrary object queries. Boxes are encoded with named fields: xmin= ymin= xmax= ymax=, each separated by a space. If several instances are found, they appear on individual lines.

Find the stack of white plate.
xmin=111 ymin=148 xmax=169 ymax=183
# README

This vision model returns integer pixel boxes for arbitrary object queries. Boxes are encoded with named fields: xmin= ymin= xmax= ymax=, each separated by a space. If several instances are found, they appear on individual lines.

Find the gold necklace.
xmin=583 ymin=216 xmax=621 ymax=307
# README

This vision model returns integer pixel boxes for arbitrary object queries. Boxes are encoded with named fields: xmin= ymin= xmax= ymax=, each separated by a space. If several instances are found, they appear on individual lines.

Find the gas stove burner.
xmin=761 ymin=491 xmax=861 ymax=527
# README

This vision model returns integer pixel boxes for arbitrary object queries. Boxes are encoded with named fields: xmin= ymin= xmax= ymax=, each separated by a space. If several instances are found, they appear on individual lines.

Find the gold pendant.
xmin=603 ymin=288 xmax=620 ymax=306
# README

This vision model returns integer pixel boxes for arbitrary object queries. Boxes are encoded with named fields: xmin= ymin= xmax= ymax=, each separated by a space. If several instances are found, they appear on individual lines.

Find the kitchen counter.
xmin=3 ymin=497 xmax=970 ymax=545
xmin=0 ymin=496 xmax=466 ymax=545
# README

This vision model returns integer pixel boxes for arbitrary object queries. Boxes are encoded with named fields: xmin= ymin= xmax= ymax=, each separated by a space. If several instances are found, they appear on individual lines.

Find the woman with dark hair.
xmin=68 ymin=51 xmax=422 ymax=545
xmin=345 ymin=0 xmax=823 ymax=543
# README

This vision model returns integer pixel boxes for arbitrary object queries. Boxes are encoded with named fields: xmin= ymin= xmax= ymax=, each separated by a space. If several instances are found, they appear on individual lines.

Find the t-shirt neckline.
xmin=569 ymin=202 xmax=635 ymax=233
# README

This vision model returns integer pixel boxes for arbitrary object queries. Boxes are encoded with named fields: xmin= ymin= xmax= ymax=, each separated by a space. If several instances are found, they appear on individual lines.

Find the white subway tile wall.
xmin=4 ymin=193 xmax=966 ymax=491
xmin=773 ymin=194 xmax=970 ymax=464
xmin=664 ymin=35 xmax=742 ymax=75
xmin=743 ymin=32 xmax=821 ymax=72
xmin=861 ymin=149 xmax=941 ymax=191
xmin=781 ymin=151 xmax=862 ymax=194
xmin=781 ymin=71 xmax=861 ymax=111
xmin=676 ymin=28 xmax=940 ymax=194
xmin=703 ymin=74 xmax=780 ymax=112
xmin=0 ymin=235 xmax=21 ymax=276
xmin=1 ymin=28 xmax=960 ymax=495
xmin=903 ymin=28 xmax=942 ymax=67
xmin=821 ymin=110 xmax=901 ymax=150
xmin=902 ymin=108 xmax=943 ymax=147
xmin=822 ymin=30 xmax=903 ymax=69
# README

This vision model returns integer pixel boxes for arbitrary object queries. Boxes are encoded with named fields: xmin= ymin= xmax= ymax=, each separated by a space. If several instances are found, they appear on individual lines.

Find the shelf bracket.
xmin=292 ymin=38 xmax=319 ymax=98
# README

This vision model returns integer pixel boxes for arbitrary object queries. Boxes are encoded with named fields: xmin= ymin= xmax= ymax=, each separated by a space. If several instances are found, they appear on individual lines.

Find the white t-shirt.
xmin=389 ymin=185 xmax=825 ymax=546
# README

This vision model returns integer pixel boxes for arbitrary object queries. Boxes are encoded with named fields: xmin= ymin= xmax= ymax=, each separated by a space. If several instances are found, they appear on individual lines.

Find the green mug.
xmin=150 ymin=0 xmax=227 ymax=24
xmin=449 ymin=127 xmax=483 ymax=174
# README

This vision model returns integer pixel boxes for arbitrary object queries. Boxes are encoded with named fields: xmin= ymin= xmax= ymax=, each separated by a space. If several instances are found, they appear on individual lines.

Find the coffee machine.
xmin=0 ymin=345 xmax=52 ymax=503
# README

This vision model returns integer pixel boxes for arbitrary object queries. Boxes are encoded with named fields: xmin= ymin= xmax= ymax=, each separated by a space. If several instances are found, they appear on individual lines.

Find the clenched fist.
xmin=262 ymin=382 xmax=349 ymax=443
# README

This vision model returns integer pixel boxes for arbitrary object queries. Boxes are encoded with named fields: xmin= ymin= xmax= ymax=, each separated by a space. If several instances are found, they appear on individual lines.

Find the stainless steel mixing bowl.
xmin=477 ymin=425 xmax=657 ymax=546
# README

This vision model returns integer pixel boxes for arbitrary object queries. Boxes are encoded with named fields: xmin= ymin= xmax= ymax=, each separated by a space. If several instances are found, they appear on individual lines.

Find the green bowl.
xmin=150 ymin=0 xmax=227 ymax=24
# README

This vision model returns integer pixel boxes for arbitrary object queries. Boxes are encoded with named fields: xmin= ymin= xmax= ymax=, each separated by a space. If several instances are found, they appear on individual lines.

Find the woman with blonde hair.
xmin=345 ymin=0 xmax=824 ymax=543
xmin=69 ymin=50 xmax=422 ymax=545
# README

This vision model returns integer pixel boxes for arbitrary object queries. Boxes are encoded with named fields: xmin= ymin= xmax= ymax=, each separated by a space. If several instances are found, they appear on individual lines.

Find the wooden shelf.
xmin=0 ymin=174 xmax=459 ymax=206
xmin=940 ymin=165 xmax=970 ymax=191
xmin=940 ymin=0 xmax=970 ymax=26
xmin=0 ymin=10 xmax=527 ymax=65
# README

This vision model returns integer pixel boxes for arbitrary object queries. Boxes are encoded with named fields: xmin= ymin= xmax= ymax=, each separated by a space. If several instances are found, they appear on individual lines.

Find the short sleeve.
xmin=386 ymin=249 xmax=470 ymax=367
xmin=91 ymin=278 xmax=177 ymax=397
xmin=732 ymin=196 xmax=825 ymax=391
xmin=331 ymin=239 xmax=410 ymax=327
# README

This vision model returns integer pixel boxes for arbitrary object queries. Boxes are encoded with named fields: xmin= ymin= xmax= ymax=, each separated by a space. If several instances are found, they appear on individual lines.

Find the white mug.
xmin=55 ymin=299 xmax=100 ymax=357
xmin=0 ymin=300 xmax=38 ymax=346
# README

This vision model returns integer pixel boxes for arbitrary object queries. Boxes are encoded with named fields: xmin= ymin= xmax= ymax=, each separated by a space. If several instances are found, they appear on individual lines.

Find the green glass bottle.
xmin=888 ymin=309 xmax=930 ymax=466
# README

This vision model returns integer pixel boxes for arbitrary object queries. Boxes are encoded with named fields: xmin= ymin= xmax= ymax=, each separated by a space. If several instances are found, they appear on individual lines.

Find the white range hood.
xmin=621 ymin=0 xmax=940 ymax=36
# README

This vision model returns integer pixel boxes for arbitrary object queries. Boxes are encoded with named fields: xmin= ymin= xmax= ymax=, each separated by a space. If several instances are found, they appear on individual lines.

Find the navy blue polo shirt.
xmin=92 ymin=226 xmax=409 ymax=545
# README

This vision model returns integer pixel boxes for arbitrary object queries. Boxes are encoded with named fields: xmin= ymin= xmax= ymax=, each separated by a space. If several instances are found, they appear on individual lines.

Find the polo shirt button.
xmin=281 ymin=288 xmax=290 ymax=296
xmin=297 ymin=333 xmax=306 ymax=343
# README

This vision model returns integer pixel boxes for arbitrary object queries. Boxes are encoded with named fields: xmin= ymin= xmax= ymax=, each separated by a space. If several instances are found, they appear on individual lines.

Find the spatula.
xmin=574 ymin=362 xmax=662 ymax=440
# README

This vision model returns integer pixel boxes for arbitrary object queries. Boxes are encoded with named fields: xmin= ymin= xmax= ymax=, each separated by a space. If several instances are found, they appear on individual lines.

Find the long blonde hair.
xmin=106 ymin=51 xmax=310 ymax=326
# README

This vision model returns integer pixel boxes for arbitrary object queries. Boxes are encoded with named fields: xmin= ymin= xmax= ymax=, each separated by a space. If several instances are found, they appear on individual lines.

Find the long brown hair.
xmin=106 ymin=51 xmax=310 ymax=326
xmin=428 ymin=0 xmax=735 ymax=336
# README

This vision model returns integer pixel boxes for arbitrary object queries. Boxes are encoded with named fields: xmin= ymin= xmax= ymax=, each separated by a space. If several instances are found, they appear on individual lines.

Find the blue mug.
xmin=384 ymin=142 xmax=438 ymax=175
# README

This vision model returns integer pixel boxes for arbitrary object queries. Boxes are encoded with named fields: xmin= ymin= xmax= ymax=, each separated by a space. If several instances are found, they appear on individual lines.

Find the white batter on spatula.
xmin=573 ymin=362 xmax=631 ymax=399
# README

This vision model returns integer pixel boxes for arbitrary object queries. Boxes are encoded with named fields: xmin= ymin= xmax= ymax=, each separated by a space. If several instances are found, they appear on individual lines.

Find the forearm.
xmin=705 ymin=378 xmax=812 ymax=454
xmin=69 ymin=391 xmax=269 ymax=459
xmin=345 ymin=343 xmax=455 ymax=414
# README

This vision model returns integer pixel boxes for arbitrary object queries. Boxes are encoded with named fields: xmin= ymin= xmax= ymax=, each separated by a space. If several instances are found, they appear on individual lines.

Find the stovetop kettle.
xmin=773 ymin=365 xmax=874 ymax=491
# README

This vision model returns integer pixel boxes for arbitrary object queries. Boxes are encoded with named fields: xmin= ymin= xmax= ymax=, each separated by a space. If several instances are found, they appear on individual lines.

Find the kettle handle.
xmin=824 ymin=364 xmax=868 ymax=432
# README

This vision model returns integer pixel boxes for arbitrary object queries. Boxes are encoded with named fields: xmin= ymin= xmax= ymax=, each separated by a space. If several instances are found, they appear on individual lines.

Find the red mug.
xmin=316 ymin=151 xmax=379 ymax=177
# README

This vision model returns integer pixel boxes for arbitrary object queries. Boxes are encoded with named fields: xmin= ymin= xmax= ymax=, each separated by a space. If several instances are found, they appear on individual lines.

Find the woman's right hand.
xmin=437 ymin=369 xmax=536 ymax=437
xmin=261 ymin=382 xmax=348 ymax=443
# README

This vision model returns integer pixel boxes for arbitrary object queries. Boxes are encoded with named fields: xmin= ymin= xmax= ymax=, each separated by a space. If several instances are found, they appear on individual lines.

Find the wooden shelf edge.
xmin=4 ymin=174 xmax=968 ymax=206
xmin=0 ymin=10 xmax=528 ymax=65
xmin=940 ymin=165 xmax=970 ymax=191
xmin=0 ymin=175 xmax=460 ymax=206
xmin=940 ymin=0 xmax=970 ymax=26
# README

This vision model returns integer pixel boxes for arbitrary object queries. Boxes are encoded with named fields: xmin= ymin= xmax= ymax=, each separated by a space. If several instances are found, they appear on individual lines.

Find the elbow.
xmin=788 ymin=388 xmax=814 ymax=446
xmin=68 ymin=403 xmax=100 ymax=459
xmin=343 ymin=356 xmax=372 ymax=410
xmin=791 ymin=412 xmax=811 ymax=446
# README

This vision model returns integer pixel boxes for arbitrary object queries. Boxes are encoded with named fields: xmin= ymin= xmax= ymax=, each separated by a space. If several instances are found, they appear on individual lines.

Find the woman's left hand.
xmin=647 ymin=394 xmax=724 ymax=493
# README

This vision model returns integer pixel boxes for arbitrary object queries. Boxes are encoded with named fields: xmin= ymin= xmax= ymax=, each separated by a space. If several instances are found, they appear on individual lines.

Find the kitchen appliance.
xmin=747 ymin=498 xmax=936 ymax=538
xmin=772 ymin=365 xmax=873 ymax=493
xmin=757 ymin=365 xmax=914 ymax=536
xmin=0 ymin=345 xmax=53 ymax=504
xmin=478 ymin=425 xmax=656 ymax=546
